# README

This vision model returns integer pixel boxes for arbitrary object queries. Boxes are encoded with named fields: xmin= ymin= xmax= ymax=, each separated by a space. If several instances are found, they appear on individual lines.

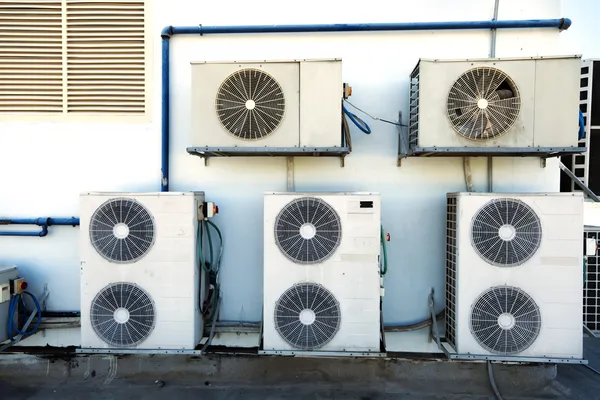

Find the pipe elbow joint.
xmin=34 ymin=217 xmax=50 ymax=227
xmin=559 ymin=18 xmax=572 ymax=31
xmin=161 ymin=26 xmax=174 ymax=39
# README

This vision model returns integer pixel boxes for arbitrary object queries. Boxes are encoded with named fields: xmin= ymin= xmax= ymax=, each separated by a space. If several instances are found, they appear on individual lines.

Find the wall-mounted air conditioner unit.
xmin=262 ymin=192 xmax=382 ymax=355
xmin=408 ymin=56 xmax=581 ymax=150
xmin=445 ymin=192 xmax=584 ymax=362
xmin=79 ymin=192 xmax=206 ymax=351
xmin=190 ymin=59 xmax=343 ymax=148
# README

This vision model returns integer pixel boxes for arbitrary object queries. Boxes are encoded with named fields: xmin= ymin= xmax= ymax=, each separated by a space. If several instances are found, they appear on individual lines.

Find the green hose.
xmin=380 ymin=225 xmax=388 ymax=276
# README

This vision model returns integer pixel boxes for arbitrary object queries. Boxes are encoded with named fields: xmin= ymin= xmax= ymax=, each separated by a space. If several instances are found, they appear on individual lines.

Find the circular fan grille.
xmin=274 ymin=282 xmax=341 ymax=350
xmin=89 ymin=197 xmax=155 ymax=263
xmin=90 ymin=282 xmax=156 ymax=347
xmin=470 ymin=286 xmax=541 ymax=355
xmin=215 ymin=68 xmax=285 ymax=140
xmin=447 ymin=67 xmax=521 ymax=140
xmin=274 ymin=197 xmax=342 ymax=264
xmin=471 ymin=198 xmax=541 ymax=267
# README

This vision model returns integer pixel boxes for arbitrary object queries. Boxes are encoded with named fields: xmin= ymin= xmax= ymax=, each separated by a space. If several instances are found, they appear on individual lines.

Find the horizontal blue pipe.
xmin=0 ymin=217 xmax=79 ymax=237
xmin=159 ymin=17 xmax=572 ymax=192
xmin=161 ymin=18 xmax=571 ymax=37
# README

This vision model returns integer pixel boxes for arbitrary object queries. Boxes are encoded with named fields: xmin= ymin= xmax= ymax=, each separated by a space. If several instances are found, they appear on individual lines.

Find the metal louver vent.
xmin=89 ymin=197 xmax=155 ymax=263
xmin=471 ymin=198 xmax=541 ymax=267
xmin=90 ymin=282 xmax=156 ymax=347
xmin=470 ymin=286 xmax=541 ymax=355
xmin=447 ymin=67 xmax=521 ymax=140
xmin=215 ymin=68 xmax=285 ymax=140
xmin=274 ymin=197 xmax=342 ymax=264
xmin=274 ymin=282 xmax=341 ymax=350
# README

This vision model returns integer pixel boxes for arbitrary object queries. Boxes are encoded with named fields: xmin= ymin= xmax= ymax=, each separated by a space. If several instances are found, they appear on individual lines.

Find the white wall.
xmin=0 ymin=0 xmax=595 ymax=345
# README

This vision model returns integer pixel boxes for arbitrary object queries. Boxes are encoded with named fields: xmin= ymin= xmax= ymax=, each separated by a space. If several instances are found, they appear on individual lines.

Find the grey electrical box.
xmin=0 ymin=265 xmax=18 ymax=343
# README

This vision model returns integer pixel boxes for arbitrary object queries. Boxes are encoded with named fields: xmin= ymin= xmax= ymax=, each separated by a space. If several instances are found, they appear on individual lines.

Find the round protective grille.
xmin=89 ymin=197 xmax=155 ymax=263
xmin=90 ymin=282 xmax=156 ymax=347
xmin=470 ymin=286 xmax=541 ymax=355
xmin=274 ymin=197 xmax=342 ymax=264
xmin=447 ymin=67 xmax=521 ymax=140
xmin=274 ymin=282 xmax=341 ymax=350
xmin=471 ymin=198 xmax=541 ymax=267
xmin=215 ymin=68 xmax=285 ymax=140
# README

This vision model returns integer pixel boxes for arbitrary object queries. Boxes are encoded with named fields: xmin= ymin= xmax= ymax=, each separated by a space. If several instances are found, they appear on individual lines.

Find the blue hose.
xmin=579 ymin=109 xmax=585 ymax=140
xmin=7 ymin=291 xmax=42 ymax=340
xmin=343 ymin=105 xmax=371 ymax=134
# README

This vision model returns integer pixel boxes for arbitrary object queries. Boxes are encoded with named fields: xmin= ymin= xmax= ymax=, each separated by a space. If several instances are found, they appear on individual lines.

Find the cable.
xmin=7 ymin=291 xmax=42 ymax=340
xmin=583 ymin=363 xmax=600 ymax=376
xmin=343 ymin=105 xmax=371 ymax=134
xmin=384 ymin=310 xmax=445 ymax=332
xmin=344 ymin=100 xmax=408 ymax=127
xmin=380 ymin=225 xmax=388 ymax=276
xmin=487 ymin=361 xmax=505 ymax=400
xmin=579 ymin=109 xmax=585 ymax=140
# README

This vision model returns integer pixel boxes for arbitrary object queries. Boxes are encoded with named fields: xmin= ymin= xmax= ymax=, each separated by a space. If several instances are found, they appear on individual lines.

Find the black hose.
xmin=487 ymin=361 xmax=505 ymax=400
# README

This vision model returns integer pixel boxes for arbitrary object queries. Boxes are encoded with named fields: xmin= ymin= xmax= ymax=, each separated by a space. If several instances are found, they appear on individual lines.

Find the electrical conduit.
xmin=159 ymin=18 xmax=571 ymax=191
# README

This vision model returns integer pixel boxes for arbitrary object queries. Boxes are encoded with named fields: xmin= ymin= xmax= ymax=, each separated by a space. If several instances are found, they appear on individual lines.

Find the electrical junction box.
xmin=0 ymin=265 xmax=18 ymax=343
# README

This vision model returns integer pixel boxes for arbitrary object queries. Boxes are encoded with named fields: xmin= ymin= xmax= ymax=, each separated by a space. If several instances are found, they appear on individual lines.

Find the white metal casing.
xmin=446 ymin=192 xmax=584 ymax=359
xmin=263 ymin=192 xmax=381 ymax=353
xmin=190 ymin=59 xmax=343 ymax=148
xmin=80 ymin=192 xmax=205 ymax=350
xmin=413 ymin=55 xmax=581 ymax=148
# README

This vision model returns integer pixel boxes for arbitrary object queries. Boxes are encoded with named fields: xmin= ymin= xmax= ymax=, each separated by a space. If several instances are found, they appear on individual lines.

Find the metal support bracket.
xmin=559 ymin=161 xmax=600 ymax=202
xmin=540 ymin=157 xmax=547 ymax=168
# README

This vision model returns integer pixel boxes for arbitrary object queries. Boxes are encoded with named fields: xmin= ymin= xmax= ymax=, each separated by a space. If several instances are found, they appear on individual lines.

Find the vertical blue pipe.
xmin=161 ymin=37 xmax=170 ymax=192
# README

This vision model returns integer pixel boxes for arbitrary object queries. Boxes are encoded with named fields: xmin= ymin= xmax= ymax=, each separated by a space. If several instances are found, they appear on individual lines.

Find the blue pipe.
xmin=160 ymin=18 xmax=572 ymax=191
xmin=0 ymin=217 xmax=79 ymax=237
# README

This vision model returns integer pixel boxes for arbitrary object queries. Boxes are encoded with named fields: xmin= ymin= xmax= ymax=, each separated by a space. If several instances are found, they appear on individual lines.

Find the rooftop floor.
xmin=1 ymin=338 xmax=600 ymax=399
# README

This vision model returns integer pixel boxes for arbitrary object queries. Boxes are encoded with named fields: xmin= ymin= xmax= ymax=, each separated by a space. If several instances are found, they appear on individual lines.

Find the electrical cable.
xmin=383 ymin=310 xmax=445 ymax=332
xmin=344 ymin=100 xmax=408 ymax=127
xmin=579 ymin=109 xmax=585 ymax=140
xmin=7 ymin=291 xmax=42 ymax=340
xmin=380 ymin=225 xmax=388 ymax=276
xmin=487 ymin=361 xmax=505 ymax=400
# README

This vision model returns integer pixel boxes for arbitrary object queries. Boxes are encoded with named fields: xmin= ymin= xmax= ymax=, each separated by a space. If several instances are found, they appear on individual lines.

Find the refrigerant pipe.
xmin=0 ymin=217 xmax=80 ymax=237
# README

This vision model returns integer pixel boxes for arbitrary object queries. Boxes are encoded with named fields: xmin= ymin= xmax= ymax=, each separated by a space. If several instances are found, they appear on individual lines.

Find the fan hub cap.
xmin=477 ymin=98 xmax=489 ymax=109
xmin=498 ymin=224 xmax=516 ymax=241
xmin=245 ymin=99 xmax=256 ymax=110
xmin=299 ymin=309 xmax=316 ymax=325
xmin=113 ymin=307 xmax=130 ymax=324
xmin=299 ymin=223 xmax=317 ymax=240
xmin=497 ymin=313 xmax=516 ymax=330
xmin=113 ymin=223 xmax=130 ymax=239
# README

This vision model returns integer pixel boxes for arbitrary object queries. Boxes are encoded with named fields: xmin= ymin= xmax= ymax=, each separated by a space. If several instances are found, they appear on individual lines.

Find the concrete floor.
xmin=1 ymin=339 xmax=600 ymax=399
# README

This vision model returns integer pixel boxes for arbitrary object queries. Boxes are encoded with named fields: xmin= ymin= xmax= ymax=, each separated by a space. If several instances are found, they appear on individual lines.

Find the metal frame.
xmin=398 ymin=137 xmax=587 ymax=166
xmin=186 ymin=146 xmax=351 ymax=167
xmin=258 ymin=350 xmax=387 ymax=358
xmin=439 ymin=342 xmax=588 ymax=364
xmin=76 ymin=348 xmax=206 ymax=355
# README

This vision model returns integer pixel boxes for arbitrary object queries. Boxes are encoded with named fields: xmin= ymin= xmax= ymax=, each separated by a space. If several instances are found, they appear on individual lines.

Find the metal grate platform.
xmin=187 ymin=146 xmax=351 ymax=166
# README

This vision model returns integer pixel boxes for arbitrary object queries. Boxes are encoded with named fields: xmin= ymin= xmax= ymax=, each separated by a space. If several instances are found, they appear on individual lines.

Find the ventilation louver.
xmin=274 ymin=197 xmax=342 ymax=264
xmin=274 ymin=282 xmax=341 ymax=350
xmin=470 ymin=286 xmax=541 ymax=355
xmin=90 ymin=282 xmax=156 ymax=347
xmin=447 ymin=67 xmax=521 ymax=140
xmin=89 ymin=197 xmax=155 ymax=263
xmin=471 ymin=198 xmax=541 ymax=267
xmin=215 ymin=68 xmax=285 ymax=140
